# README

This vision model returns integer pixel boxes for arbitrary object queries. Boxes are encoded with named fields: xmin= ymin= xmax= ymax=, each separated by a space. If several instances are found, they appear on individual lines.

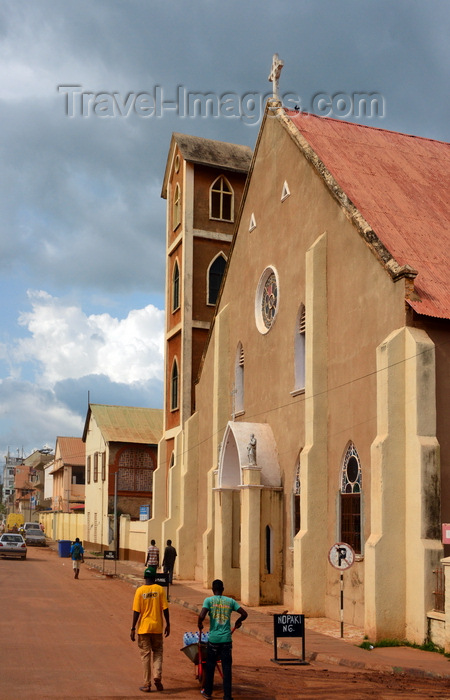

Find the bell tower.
xmin=160 ymin=134 xmax=252 ymax=455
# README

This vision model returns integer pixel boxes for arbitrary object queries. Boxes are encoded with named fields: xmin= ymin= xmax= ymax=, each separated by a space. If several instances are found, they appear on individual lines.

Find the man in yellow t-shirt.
xmin=130 ymin=569 xmax=170 ymax=693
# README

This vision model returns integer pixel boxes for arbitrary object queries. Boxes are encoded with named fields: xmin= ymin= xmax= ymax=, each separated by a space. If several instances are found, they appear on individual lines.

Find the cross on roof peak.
xmin=268 ymin=53 xmax=284 ymax=101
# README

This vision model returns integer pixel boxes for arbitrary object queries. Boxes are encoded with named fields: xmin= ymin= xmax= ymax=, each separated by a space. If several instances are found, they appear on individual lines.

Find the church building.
xmin=151 ymin=90 xmax=450 ymax=643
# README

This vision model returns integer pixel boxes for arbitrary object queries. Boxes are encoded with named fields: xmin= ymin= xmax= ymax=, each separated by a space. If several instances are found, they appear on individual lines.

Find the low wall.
xmin=427 ymin=611 xmax=445 ymax=649
xmin=39 ymin=512 xmax=84 ymax=543
xmin=119 ymin=514 xmax=150 ymax=563
xmin=38 ymin=513 xmax=164 ymax=568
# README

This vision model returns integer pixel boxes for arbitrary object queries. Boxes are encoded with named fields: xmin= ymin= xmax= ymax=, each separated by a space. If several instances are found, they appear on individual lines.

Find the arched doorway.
xmin=214 ymin=421 xmax=283 ymax=605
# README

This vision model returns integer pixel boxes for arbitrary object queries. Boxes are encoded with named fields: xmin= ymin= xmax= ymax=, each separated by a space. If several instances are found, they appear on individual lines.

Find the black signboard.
xmin=102 ymin=550 xmax=118 ymax=578
xmin=274 ymin=613 xmax=304 ymax=637
xmin=103 ymin=551 xmax=117 ymax=560
xmin=271 ymin=613 xmax=308 ymax=665
xmin=154 ymin=573 xmax=169 ymax=587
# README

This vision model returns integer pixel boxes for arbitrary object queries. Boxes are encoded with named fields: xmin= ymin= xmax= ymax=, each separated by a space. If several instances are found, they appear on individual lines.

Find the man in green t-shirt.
xmin=198 ymin=579 xmax=247 ymax=700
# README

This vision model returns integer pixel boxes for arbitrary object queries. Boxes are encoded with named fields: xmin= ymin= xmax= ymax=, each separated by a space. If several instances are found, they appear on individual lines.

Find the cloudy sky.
xmin=0 ymin=0 xmax=449 ymax=459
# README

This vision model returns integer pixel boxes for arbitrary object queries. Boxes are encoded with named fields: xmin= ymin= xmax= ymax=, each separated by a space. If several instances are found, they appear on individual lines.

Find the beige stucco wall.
xmin=177 ymin=413 xmax=200 ymax=580
xmin=84 ymin=416 xmax=109 ymax=548
xmin=365 ymin=327 xmax=443 ymax=642
xmin=151 ymin=436 xmax=170 ymax=536
xmin=192 ymin=111 xmax=410 ymax=624
xmin=119 ymin=514 xmax=150 ymax=563
xmin=259 ymin=487 xmax=283 ymax=604
xmin=424 ymin=319 xmax=450 ymax=550
xmin=294 ymin=231 xmax=328 ymax=616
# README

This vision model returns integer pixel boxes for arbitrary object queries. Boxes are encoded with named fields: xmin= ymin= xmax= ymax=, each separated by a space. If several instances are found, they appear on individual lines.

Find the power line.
xmin=157 ymin=332 xmax=445 ymax=470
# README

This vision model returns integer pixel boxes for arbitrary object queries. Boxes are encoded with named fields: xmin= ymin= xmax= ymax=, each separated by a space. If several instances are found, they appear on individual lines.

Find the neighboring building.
xmin=2 ymin=450 xmax=23 ymax=509
xmin=14 ymin=449 xmax=53 ymax=518
xmin=14 ymin=464 xmax=34 ymax=521
xmin=50 ymin=437 xmax=85 ymax=512
xmin=150 ymin=101 xmax=450 ymax=644
xmin=44 ymin=460 xmax=54 ymax=506
xmin=82 ymin=404 xmax=163 ymax=551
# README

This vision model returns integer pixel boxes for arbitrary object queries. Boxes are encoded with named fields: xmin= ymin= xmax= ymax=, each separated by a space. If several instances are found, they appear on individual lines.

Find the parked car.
xmin=24 ymin=529 xmax=46 ymax=546
xmin=0 ymin=533 xmax=27 ymax=559
xmin=24 ymin=522 xmax=41 ymax=531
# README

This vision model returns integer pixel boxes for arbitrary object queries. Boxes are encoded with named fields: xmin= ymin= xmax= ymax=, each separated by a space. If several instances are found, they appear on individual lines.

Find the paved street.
xmin=1 ymin=547 xmax=449 ymax=699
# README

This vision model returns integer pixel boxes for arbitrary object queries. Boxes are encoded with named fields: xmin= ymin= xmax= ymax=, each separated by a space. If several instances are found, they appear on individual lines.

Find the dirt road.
xmin=0 ymin=547 xmax=449 ymax=699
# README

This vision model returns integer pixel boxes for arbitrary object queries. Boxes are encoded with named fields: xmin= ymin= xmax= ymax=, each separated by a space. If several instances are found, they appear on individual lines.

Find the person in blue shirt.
xmin=198 ymin=579 xmax=247 ymax=700
xmin=70 ymin=537 xmax=84 ymax=579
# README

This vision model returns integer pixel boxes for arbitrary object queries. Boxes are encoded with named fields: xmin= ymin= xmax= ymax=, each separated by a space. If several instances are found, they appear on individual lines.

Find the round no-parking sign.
xmin=328 ymin=542 xmax=355 ymax=570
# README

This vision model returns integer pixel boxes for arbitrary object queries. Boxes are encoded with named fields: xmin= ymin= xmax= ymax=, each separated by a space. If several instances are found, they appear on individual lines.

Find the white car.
xmin=0 ymin=533 xmax=27 ymax=559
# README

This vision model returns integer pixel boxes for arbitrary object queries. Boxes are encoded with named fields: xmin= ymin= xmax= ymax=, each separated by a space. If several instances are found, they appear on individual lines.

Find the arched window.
xmin=265 ymin=525 xmax=273 ymax=574
xmin=171 ymin=359 xmax=179 ymax=411
xmin=340 ymin=442 xmax=362 ymax=554
xmin=292 ymin=456 xmax=301 ymax=542
xmin=255 ymin=267 xmax=279 ymax=334
xmin=172 ymin=260 xmax=180 ymax=312
xmin=234 ymin=343 xmax=244 ymax=415
xmin=294 ymin=304 xmax=306 ymax=391
xmin=173 ymin=183 xmax=181 ymax=230
xmin=210 ymin=176 xmax=234 ymax=222
xmin=208 ymin=253 xmax=226 ymax=305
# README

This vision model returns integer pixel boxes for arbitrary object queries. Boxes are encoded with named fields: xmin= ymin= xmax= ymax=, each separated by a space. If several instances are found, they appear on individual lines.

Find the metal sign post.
xmin=102 ymin=550 xmax=118 ymax=577
xmin=154 ymin=572 xmax=170 ymax=600
xmin=328 ymin=542 xmax=355 ymax=638
xmin=271 ymin=613 xmax=308 ymax=665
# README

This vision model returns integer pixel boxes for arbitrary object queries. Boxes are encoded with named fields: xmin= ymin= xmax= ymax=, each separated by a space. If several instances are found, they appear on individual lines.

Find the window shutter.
xmin=299 ymin=307 xmax=306 ymax=334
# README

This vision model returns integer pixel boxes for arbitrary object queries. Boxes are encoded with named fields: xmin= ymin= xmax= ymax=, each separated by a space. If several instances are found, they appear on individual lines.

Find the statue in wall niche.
xmin=247 ymin=434 xmax=257 ymax=465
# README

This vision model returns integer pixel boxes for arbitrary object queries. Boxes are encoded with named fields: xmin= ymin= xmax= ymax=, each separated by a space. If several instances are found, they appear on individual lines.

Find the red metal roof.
xmin=287 ymin=111 xmax=450 ymax=319
xmin=56 ymin=437 xmax=85 ymax=466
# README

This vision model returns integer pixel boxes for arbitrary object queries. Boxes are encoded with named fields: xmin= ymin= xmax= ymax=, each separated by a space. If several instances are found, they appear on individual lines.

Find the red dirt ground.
xmin=0 ymin=547 xmax=449 ymax=699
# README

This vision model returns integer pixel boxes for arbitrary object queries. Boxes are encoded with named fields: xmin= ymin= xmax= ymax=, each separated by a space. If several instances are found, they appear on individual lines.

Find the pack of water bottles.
xmin=183 ymin=630 xmax=209 ymax=646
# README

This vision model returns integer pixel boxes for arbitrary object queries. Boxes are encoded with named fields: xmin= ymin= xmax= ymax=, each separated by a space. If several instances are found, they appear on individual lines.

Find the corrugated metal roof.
xmin=287 ymin=111 xmax=450 ymax=319
xmin=56 ymin=437 xmax=85 ymax=466
xmin=173 ymin=132 xmax=252 ymax=172
xmin=85 ymin=404 xmax=163 ymax=445
xmin=161 ymin=133 xmax=252 ymax=199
